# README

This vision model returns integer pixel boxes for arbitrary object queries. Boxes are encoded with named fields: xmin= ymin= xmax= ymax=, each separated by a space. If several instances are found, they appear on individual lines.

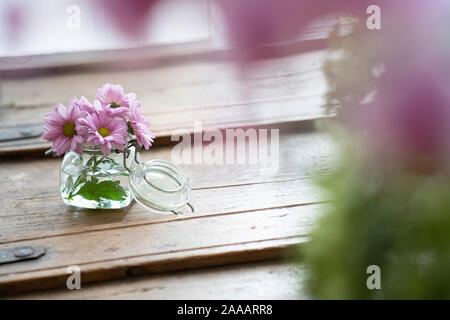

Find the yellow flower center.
xmin=110 ymin=102 xmax=121 ymax=108
xmin=98 ymin=127 xmax=110 ymax=137
xmin=63 ymin=122 xmax=76 ymax=137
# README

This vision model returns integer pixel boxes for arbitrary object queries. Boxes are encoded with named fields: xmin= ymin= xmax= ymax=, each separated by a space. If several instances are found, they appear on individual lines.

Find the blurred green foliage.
xmin=304 ymin=136 xmax=450 ymax=299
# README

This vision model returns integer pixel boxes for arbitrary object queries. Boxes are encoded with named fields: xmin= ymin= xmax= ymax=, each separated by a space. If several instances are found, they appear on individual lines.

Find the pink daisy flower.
xmin=73 ymin=96 xmax=102 ymax=114
xmin=43 ymin=102 xmax=84 ymax=156
xmin=77 ymin=111 xmax=129 ymax=155
xmin=104 ymin=102 xmax=129 ymax=118
xmin=128 ymin=102 xmax=155 ymax=150
xmin=75 ymin=96 xmax=128 ymax=118
xmin=95 ymin=83 xmax=136 ymax=112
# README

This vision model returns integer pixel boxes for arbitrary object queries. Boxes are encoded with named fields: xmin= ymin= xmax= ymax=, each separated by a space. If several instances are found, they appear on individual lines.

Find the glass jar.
xmin=60 ymin=146 xmax=137 ymax=209
xmin=59 ymin=144 xmax=193 ymax=213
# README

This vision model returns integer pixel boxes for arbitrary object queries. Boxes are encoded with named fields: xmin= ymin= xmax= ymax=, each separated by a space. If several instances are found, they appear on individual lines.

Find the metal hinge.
xmin=0 ymin=246 xmax=46 ymax=265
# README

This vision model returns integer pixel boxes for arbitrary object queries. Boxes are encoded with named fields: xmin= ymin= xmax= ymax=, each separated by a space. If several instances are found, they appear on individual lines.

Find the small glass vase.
xmin=60 ymin=146 xmax=137 ymax=209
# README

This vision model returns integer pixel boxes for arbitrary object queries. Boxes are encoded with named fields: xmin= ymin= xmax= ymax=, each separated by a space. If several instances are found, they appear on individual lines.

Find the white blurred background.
xmin=0 ymin=0 xmax=227 ymax=57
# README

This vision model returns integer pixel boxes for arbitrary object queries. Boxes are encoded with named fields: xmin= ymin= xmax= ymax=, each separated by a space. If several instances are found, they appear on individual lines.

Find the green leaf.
xmin=74 ymin=180 xmax=127 ymax=201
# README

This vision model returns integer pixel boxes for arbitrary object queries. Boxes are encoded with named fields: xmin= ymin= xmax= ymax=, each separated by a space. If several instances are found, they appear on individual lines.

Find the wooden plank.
xmin=5 ymin=261 xmax=309 ymax=300
xmin=0 ymin=204 xmax=318 ymax=294
xmin=0 ymin=177 xmax=325 ymax=243
xmin=0 ymin=99 xmax=328 ymax=154
xmin=0 ymin=51 xmax=329 ymax=154
xmin=0 ymin=130 xmax=335 ymax=243
xmin=0 ymin=95 xmax=328 ymax=154
xmin=1 ymin=51 xmax=325 ymax=109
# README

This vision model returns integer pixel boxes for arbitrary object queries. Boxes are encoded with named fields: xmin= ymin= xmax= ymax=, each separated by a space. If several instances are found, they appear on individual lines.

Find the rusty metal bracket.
xmin=0 ymin=245 xmax=46 ymax=265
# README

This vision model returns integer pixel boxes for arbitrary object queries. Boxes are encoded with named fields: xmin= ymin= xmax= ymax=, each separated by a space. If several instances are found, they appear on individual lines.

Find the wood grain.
xmin=5 ymin=261 xmax=309 ymax=300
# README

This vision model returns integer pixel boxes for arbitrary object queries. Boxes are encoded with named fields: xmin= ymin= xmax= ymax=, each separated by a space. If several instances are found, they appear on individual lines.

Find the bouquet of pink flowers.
xmin=43 ymin=83 xmax=155 ymax=156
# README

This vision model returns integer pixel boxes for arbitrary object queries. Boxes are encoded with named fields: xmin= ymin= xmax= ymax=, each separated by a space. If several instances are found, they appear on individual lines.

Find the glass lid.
xmin=129 ymin=159 xmax=192 ymax=214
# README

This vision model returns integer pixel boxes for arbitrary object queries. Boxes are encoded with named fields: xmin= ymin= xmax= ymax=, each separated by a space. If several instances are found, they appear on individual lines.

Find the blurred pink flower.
xmin=354 ymin=60 xmax=450 ymax=172
xmin=348 ymin=0 xmax=450 ymax=172
xmin=4 ymin=3 xmax=25 ymax=45
xmin=215 ymin=0 xmax=367 ymax=61
xmin=77 ymin=111 xmax=128 ymax=155
xmin=96 ymin=0 xmax=370 ymax=61
xmin=129 ymin=102 xmax=155 ymax=150
xmin=95 ymin=0 xmax=158 ymax=38
xmin=43 ymin=102 xmax=84 ymax=156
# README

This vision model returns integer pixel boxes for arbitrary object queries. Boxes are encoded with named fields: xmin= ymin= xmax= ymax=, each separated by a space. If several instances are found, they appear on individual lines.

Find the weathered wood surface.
xmin=6 ymin=261 xmax=309 ymax=300
xmin=0 ymin=50 xmax=329 ymax=154
xmin=0 ymin=128 xmax=335 ymax=294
